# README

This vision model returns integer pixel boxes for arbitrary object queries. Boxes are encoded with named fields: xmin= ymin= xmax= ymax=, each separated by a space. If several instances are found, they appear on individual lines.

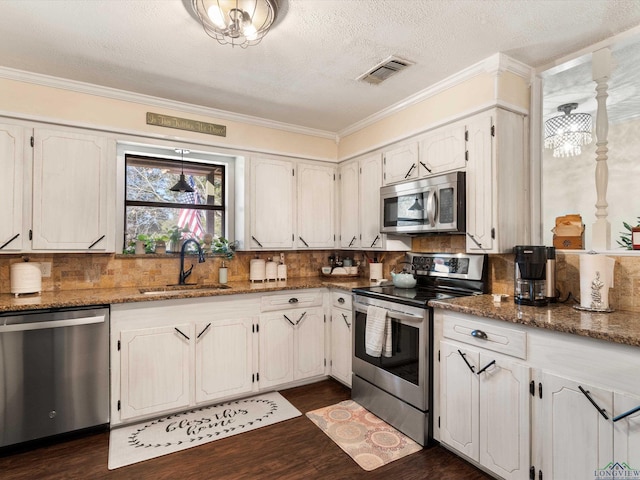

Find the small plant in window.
xmin=167 ymin=225 xmax=190 ymax=252
xmin=212 ymin=237 xmax=238 ymax=259
xmin=617 ymin=217 xmax=640 ymax=250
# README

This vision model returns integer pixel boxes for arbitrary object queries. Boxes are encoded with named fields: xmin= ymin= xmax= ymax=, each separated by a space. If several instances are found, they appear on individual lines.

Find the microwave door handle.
xmin=426 ymin=190 xmax=437 ymax=227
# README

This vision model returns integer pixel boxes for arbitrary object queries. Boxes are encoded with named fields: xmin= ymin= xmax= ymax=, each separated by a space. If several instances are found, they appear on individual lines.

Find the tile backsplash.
xmin=2 ymin=242 xmax=639 ymax=313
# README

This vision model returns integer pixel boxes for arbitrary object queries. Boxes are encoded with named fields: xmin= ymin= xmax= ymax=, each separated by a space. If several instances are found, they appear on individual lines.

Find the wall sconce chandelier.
xmin=191 ymin=0 xmax=279 ymax=48
xmin=544 ymin=103 xmax=593 ymax=158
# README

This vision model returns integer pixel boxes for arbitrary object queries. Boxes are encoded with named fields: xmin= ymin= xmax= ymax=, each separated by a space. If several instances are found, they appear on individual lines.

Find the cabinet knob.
xmin=338 ymin=297 xmax=345 ymax=304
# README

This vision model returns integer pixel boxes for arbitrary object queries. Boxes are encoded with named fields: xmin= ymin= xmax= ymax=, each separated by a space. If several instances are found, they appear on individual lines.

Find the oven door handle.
xmin=354 ymin=304 xmax=424 ymax=322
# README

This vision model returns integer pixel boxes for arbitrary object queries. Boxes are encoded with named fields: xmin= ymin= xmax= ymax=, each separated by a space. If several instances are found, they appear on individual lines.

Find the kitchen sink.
xmin=139 ymin=284 xmax=232 ymax=295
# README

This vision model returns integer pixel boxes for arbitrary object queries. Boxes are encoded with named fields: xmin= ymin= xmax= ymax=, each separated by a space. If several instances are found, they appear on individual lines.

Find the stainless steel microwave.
xmin=380 ymin=171 xmax=466 ymax=235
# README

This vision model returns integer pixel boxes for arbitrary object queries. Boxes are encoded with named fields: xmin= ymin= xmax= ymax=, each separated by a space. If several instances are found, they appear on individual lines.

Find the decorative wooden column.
xmin=591 ymin=48 xmax=612 ymax=250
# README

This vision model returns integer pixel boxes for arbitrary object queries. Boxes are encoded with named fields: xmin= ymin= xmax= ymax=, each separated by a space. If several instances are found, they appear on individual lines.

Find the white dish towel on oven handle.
xmin=365 ymin=305 xmax=392 ymax=357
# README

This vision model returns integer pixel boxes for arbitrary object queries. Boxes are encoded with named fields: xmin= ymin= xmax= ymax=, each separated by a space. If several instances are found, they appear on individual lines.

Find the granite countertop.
xmin=429 ymin=294 xmax=640 ymax=348
xmin=0 ymin=277 xmax=372 ymax=313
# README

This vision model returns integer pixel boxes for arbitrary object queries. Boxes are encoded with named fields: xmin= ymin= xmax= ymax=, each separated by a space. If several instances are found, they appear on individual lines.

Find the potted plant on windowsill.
xmin=212 ymin=237 xmax=238 ymax=259
xmin=167 ymin=226 xmax=190 ymax=253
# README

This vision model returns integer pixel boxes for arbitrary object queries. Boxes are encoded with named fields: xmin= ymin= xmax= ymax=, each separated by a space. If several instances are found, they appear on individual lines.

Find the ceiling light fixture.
xmin=170 ymin=149 xmax=194 ymax=193
xmin=544 ymin=103 xmax=593 ymax=158
xmin=191 ymin=0 xmax=279 ymax=48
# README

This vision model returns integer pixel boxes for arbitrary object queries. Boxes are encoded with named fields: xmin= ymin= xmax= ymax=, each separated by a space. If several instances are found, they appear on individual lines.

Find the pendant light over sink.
xmin=170 ymin=148 xmax=194 ymax=193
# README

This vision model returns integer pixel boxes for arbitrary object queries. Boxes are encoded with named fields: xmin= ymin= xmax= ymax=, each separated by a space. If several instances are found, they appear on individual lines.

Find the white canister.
xmin=250 ymin=259 xmax=266 ymax=282
xmin=265 ymin=261 xmax=278 ymax=281
xmin=277 ymin=264 xmax=287 ymax=281
xmin=11 ymin=262 xmax=42 ymax=296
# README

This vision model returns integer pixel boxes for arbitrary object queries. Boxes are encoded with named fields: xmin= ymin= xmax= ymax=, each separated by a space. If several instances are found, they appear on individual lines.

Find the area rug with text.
xmin=306 ymin=400 xmax=422 ymax=471
xmin=108 ymin=391 xmax=301 ymax=470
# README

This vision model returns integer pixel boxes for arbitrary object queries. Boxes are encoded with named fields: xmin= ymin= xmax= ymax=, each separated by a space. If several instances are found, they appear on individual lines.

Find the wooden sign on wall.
xmin=146 ymin=112 xmax=226 ymax=137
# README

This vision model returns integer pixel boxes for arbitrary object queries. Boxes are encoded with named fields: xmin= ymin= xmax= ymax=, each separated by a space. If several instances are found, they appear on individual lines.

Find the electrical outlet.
xmin=279 ymin=252 xmax=285 ymax=264
xmin=40 ymin=262 xmax=52 ymax=277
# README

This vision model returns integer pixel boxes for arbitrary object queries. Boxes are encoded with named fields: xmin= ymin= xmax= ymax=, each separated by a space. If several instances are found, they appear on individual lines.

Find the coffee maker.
xmin=514 ymin=245 xmax=551 ymax=306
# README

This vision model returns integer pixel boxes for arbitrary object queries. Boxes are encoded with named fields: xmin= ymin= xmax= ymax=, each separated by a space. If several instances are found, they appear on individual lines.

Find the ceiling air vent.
xmin=357 ymin=56 xmax=414 ymax=85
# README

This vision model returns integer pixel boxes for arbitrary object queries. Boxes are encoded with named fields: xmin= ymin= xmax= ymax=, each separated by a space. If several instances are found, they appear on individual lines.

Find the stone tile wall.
xmin=2 ymin=241 xmax=638 ymax=313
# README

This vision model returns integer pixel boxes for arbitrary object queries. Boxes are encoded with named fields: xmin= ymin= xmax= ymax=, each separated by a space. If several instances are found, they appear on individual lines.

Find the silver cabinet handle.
xmin=471 ymin=329 xmax=488 ymax=340
xmin=613 ymin=405 xmax=640 ymax=422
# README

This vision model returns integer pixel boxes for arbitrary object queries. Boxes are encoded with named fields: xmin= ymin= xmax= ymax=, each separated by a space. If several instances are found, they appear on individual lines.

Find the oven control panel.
xmin=408 ymin=252 xmax=486 ymax=281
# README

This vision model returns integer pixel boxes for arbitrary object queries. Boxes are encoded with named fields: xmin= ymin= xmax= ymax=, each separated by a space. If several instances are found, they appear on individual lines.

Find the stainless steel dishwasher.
xmin=0 ymin=305 xmax=109 ymax=448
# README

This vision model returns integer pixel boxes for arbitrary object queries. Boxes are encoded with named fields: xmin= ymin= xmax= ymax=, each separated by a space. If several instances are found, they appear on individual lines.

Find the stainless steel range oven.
xmin=352 ymin=252 xmax=487 ymax=446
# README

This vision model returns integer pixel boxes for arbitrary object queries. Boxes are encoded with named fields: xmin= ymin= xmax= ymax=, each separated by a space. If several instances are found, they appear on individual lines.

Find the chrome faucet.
xmin=178 ymin=238 xmax=206 ymax=285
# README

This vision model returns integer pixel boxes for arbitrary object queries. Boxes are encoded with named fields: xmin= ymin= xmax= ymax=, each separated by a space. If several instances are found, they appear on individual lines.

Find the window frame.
xmin=116 ymin=142 xmax=236 ymax=253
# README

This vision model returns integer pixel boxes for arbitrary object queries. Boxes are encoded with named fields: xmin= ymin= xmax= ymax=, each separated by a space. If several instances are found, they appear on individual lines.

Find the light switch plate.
xmin=40 ymin=262 xmax=52 ymax=277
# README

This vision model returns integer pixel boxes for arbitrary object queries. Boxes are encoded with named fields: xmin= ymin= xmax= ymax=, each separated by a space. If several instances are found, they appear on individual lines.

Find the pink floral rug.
xmin=306 ymin=400 xmax=422 ymax=471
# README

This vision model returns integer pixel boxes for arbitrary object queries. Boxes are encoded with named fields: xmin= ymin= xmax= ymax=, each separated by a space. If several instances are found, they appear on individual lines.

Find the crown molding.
xmin=338 ymin=53 xmax=533 ymax=138
xmin=0 ymin=66 xmax=337 ymax=141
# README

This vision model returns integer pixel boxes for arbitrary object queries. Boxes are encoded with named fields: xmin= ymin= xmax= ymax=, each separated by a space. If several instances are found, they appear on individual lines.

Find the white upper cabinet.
xmin=465 ymin=108 xmax=528 ymax=253
xmin=359 ymin=153 xmax=384 ymax=249
xmin=0 ymin=122 xmax=115 ymax=254
xmin=338 ymin=159 xmax=360 ymax=249
xmin=249 ymin=157 xmax=295 ymax=249
xmin=419 ymin=121 xmax=467 ymax=176
xmin=0 ymin=123 xmax=25 ymax=252
xmin=32 ymin=128 xmax=112 ymax=251
xmin=296 ymin=162 xmax=335 ymax=248
xmin=337 ymin=153 xmax=410 ymax=251
xmin=382 ymin=142 xmax=419 ymax=185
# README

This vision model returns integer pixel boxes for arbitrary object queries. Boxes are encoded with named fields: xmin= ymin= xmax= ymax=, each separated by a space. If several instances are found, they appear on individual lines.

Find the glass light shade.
xmin=192 ymin=0 xmax=278 ymax=48
xmin=544 ymin=103 xmax=593 ymax=158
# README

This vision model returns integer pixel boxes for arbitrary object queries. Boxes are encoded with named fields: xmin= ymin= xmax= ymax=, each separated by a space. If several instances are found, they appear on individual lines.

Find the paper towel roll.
xmin=11 ymin=262 xmax=42 ymax=296
xmin=579 ymin=253 xmax=615 ymax=310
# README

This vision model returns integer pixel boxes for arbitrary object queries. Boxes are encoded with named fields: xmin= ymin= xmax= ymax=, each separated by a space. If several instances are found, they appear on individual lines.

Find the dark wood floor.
xmin=0 ymin=379 xmax=492 ymax=479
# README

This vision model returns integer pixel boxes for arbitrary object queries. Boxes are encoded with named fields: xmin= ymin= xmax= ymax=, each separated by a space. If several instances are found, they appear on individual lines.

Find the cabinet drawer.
xmin=331 ymin=291 xmax=352 ymax=310
xmin=260 ymin=290 xmax=323 ymax=312
xmin=443 ymin=314 xmax=527 ymax=359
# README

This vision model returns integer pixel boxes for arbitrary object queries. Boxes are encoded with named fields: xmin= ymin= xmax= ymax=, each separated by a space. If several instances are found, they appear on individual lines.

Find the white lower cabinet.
xmin=330 ymin=292 xmax=352 ymax=387
xmin=195 ymin=317 xmax=254 ymax=404
xmin=436 ymin=308 xmax=640 ymax=480
xmin=258 ymin=306 xmax=325 ymax=389
xmin=119 ymin=324 xmax=192 ymax=421
xmin=439 ymin=340 xmax=530 ymax=480
xmin=111 ymin=297 xmax=260 ymax=425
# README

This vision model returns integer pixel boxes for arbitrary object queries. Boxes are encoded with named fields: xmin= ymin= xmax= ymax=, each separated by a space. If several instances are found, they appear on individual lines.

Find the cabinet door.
xmin=613 ymin=391 xmax=640 ymax=469
xmin=338 ymin=160 xmax=360 ymax=248
xmin=297 ymin=162 xmax=335 ymax=248
xmin=195 ymin=317 xmax=254 ymax=404
xmin=32 ymin=128 xmax=110 ymax=251
xmin=359 ymin=154 xmax=383 ymax=249
xmin=383 ymin=142 xmax=418 ymax=185
xmin=294 ymin=307 xmax=325 ymax=380
xmin=540 ymin=371 xmax=613 ymax=480
xmin=330 ymin=307 xmax=352 ymax=386
xmin=478 ymin=353 xmax=530 ymax=480
xmin=419 ymin=123 xmax=466 ymax=176
xmin=249 ymin=157 xmax=294 ymax=249
xmin=440 ymin=340 xmax=480 ymax=461
xmin=120 ymin=324 xmax=192 ymax=421
xmin=0 ymin=123 xmax=24 ymax=252
xmin=465 ymin=113 xmax=494 ymax=252
xmin=258 ymin=312 xmax=294 ymax=388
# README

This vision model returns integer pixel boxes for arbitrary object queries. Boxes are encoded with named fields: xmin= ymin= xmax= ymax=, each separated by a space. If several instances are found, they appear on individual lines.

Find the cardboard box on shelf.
xmin=552 ymin=214 xmax=584 ymax=250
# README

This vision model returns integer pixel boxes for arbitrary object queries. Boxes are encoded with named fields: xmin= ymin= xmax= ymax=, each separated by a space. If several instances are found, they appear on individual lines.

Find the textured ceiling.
xmin=0 ymin=0 xmax=640 ymax=133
